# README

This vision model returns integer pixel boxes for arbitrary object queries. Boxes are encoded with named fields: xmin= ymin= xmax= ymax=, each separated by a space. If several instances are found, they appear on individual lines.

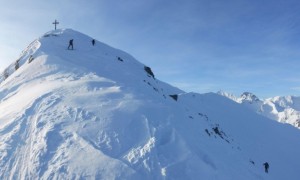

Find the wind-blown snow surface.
xmin=1 ymin=29 xmax=300 ymax=179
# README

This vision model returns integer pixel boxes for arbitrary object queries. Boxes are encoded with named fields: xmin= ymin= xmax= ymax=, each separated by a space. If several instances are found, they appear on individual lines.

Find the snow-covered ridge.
xmin=0 ymin=29 xmax=300 ymax=179
xmin=239 ymin=92 xmax=260 ymax=103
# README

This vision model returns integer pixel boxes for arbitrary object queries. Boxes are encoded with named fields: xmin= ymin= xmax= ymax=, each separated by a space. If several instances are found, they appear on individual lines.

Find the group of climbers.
xmin=68 ymin=38 xmax=95 ymax=50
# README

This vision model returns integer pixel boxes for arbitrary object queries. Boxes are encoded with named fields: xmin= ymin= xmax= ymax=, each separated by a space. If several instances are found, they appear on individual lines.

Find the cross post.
xmin=52 ymin=20 xmax=59 ymax=30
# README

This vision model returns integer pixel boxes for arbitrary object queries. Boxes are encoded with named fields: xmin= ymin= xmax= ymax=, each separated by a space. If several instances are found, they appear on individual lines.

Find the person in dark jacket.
xmin=263 ymin=162 xmax=269 ymax=173
xmin=68 ymin=39 xmax=74 ymax=50
xmin=92 ymin=39 xmax=95 ymax=46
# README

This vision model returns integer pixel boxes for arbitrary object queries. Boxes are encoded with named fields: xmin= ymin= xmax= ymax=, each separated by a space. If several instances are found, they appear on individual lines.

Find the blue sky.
xmin=1 ymin=0 xmax=300 ymax=98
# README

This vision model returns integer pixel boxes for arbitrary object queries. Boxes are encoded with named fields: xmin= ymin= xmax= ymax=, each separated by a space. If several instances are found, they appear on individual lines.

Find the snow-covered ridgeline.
xmin=0 ymin=29 xmax=300 ymax=179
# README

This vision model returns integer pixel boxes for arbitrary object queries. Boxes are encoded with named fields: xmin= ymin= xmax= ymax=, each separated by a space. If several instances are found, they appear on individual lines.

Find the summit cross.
xmin=52 ymin=20 xmax=59 ymax=30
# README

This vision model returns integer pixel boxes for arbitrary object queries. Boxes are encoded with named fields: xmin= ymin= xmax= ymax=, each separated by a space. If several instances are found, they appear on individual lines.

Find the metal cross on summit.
xmin=52 ymin=19 xmax=59 ymax=30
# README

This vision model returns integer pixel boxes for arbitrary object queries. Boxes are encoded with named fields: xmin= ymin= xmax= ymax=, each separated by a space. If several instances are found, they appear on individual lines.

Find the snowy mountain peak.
xmin=239 ymin=92 xmax=260 ymax=103
xmin=1 ymin=29 xmax=300 ymax=179
xmin=217 ymin=90 xmax=238 ymax=102
xmin=267 ymin=95 xmax=300 ymax=110
xmin=1 ymin=29 xmax=181 ymax=95
xmin=217 ymin=91 xmax=261 ymax=104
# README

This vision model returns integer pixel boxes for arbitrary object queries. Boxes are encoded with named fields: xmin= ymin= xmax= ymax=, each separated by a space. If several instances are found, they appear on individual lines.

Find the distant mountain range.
xmin=218 ymin=91 xmax=300 ymax=128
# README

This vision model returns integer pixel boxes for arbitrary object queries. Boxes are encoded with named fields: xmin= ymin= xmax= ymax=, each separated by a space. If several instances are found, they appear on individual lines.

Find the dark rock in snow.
xmin=144 ymin=66 xmax=155 ymax=79
xmin=169 ymin=94 xmax=178 ymax=101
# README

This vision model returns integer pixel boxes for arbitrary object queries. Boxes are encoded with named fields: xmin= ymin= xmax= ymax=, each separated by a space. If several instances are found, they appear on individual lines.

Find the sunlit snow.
xmin=0 ymin=29 xmax=300 ymax=179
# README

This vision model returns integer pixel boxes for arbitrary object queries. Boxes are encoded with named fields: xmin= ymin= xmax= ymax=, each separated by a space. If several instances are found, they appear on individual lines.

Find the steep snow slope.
xmin=219 ymin=91 xmax=300 ymax=128
xmin=0 ymin=29 xmax=300 ymax=180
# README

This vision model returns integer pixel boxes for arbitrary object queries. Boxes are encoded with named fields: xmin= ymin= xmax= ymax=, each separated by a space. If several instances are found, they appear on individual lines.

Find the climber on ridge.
xmin=68 ymin=39 xmax=74 ymax=50
xmin=263 ymin=162 xmax=269 ymax=173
